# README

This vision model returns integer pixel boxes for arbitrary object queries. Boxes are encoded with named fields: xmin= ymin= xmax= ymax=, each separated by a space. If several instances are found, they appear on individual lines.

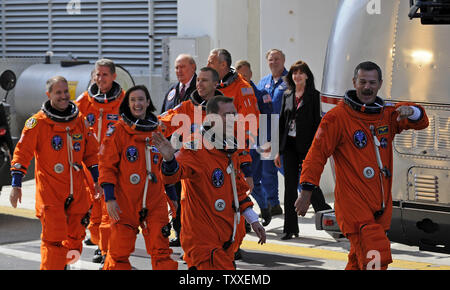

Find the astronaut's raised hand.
xmin=152 ymin=131 xmax=175 ymax=161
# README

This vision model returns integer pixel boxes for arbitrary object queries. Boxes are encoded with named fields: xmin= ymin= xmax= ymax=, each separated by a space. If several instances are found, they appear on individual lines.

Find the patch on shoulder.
xmin=241 ymin=87 xmax=254 ymax=96
xmin=25 ymin=117 xmax=38 ymax=129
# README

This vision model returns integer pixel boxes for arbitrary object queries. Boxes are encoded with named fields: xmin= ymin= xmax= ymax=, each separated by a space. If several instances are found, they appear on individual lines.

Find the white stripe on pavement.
xmin=0 ymin=245 xmax=101 ymax=270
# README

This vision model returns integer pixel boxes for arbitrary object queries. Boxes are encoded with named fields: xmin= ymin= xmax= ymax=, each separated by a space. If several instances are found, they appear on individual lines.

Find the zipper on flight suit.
xmin=369 ymin=125 xmax=391 ymax=218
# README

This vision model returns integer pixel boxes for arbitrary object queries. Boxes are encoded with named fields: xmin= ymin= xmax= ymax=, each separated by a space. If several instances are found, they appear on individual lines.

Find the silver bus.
xmin=316 ymin=0 xmax=450 ymax=253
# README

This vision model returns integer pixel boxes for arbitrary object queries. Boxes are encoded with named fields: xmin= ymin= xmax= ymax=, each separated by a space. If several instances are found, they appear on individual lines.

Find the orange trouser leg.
xmin=103 ymin=223 xmax=137 ymax=270
xmin=62 ymin=213 xmax=87 ymax=255
xmin=345 ymin=238 xmax=361 ymax=270
xmin=40 ymin=240 xmax=67 ymax=270
xmin=99 ymin=199 xmax=111 ymax=256
xmin=87 ymin=198 xmax=102 ymax=245
xmin=196 ymin=247 xmax=235 ymax=270
xmin=346 ymin=231 xmax=390 ymax=270
xmin=39 ymin=208 xmax=86 ymax=270
xmin=142 ymin=222 xmax=178 ymax=270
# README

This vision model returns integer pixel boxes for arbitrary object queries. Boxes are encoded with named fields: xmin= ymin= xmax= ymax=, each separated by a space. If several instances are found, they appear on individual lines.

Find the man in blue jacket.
xmin=256 ymin=49 xmax=288 ymax=216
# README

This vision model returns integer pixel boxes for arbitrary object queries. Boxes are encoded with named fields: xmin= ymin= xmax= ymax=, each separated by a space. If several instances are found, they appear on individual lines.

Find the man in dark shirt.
xmin=161 ymin=53 xmax=197 ymax=113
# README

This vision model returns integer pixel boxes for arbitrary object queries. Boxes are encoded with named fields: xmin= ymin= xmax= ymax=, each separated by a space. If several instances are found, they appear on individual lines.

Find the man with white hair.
xmin=161 ymin=53 xmax=197 ymax=113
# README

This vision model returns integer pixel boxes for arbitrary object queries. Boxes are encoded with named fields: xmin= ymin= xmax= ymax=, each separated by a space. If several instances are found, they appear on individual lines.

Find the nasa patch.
xmin=86 ymin=113 xmax=96 ymax=126
xmin=126 ymin=146 xmax=139 ymax=162
xmin=211 ymin=168 xmax=224 ymax=188
xmin=105 ymin=125 xmax=115 ymax=137
xmin=52 ymin=135 xmax=63 ymax=151
xmin=73 ymin=142 xmax=81 ymax=152
xmin=353 ymin=130 xmax=367 ymax=149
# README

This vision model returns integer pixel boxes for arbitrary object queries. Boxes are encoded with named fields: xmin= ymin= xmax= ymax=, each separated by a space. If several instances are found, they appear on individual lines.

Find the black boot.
xmin=271 ymin=204 xmax=283 ymax=216
xmin=92 ymin=248 xmax=103 ymax=263
xmin=261 ymin=207 xmax=272 ymax=226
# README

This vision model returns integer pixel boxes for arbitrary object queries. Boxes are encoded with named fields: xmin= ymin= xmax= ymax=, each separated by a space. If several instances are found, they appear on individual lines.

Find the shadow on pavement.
xmin=0 ymin=214 xmax=41 ymax=245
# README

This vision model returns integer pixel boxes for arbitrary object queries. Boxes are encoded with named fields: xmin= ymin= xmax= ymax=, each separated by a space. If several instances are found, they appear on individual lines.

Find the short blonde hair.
xmin=235 ymin=60 xmax=251 ymax=71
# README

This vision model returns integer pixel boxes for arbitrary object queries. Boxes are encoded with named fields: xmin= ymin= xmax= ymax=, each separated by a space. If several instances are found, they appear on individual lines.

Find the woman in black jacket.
xmin=275 ymin=60 xmax=331 ymax=240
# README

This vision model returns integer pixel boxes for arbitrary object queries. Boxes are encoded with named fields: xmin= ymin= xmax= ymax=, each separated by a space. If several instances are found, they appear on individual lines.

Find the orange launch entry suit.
xmin=299 ymin=91 xmax=429 ymax=269
xmin=161 ymin=133 xmax=253 ymax=270
xmin=98 ymin=110 xmax=178 ymax=270
xmin=11 ymin=101 xmax=99 ymax=270
xmin=75 ymin=82 xmax=125 ymax=253
xmin=217 ymin=70 xmax=260 ymax=253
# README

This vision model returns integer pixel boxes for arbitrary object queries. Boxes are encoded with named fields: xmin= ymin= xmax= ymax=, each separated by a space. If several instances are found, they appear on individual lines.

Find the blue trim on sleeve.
xmin=164 ymin=184 xmax=178 ymax=201
xmin=11 ymin=171 xmax=23 ymax=188
xmin=89 ymin=165 xmax=99 ymax=183
xmin=240 ymin=163 xmax=252 ymax=177
xmin=102 ymin=183 xmax=115 ymax=202
xmin=161 ymin=157 xmax=179 ymax=176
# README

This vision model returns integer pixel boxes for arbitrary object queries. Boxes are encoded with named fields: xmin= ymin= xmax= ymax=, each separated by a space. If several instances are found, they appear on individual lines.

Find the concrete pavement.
xmin=1 ymin=178 xmax=450 ymax=270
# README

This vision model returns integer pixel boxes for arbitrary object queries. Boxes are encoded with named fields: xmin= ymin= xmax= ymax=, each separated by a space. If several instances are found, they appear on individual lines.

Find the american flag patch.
xmin=241 ymin=87 xmax=254 ymax=96
xmin=262 ymin=94 xmax=272 ymax=103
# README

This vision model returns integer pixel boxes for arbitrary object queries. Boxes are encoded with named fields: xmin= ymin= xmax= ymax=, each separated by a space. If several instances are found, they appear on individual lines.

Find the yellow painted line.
xmin=241 ymin=240 xmax=450 ymax=270
xmin=0 ymin=205 xmax=37 ymax=219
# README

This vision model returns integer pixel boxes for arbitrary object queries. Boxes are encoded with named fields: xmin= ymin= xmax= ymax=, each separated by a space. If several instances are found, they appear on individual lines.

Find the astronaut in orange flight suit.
xmin=295 ymin=62 xmax=429 ymax=270
xmin=159 ymin=67 xmax=254 ymax=257
xmin=153 ymin=95 xmax=266 ymax=270
xmin=207 ymin=49 xmax=260 ymax=257
xmin=9 ymin=76 xmax=99 ymax=270
xmin=75 ymin=59 xmax=125 ymax=262
xmin=98 ymin=85 xmax=178 ymax=270
xmin=159 ymin=68 xmax=253 ymax=170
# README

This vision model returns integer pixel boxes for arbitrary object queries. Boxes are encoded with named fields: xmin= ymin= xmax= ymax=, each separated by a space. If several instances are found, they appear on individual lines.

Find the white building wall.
xmin=177 ymin=0 xmax=249 ymax=69
xmin=174 ymin=0 xmax=340 ymax=195
xmin=177 ymin=0 xmax=339 ymax=87
xmin=259 ymin=0 xmax=339 ymax=87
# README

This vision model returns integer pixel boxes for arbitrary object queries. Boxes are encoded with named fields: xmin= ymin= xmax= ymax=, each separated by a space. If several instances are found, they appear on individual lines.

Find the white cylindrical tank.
xmin=14 ymin=63 xmax=134 ymax=120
